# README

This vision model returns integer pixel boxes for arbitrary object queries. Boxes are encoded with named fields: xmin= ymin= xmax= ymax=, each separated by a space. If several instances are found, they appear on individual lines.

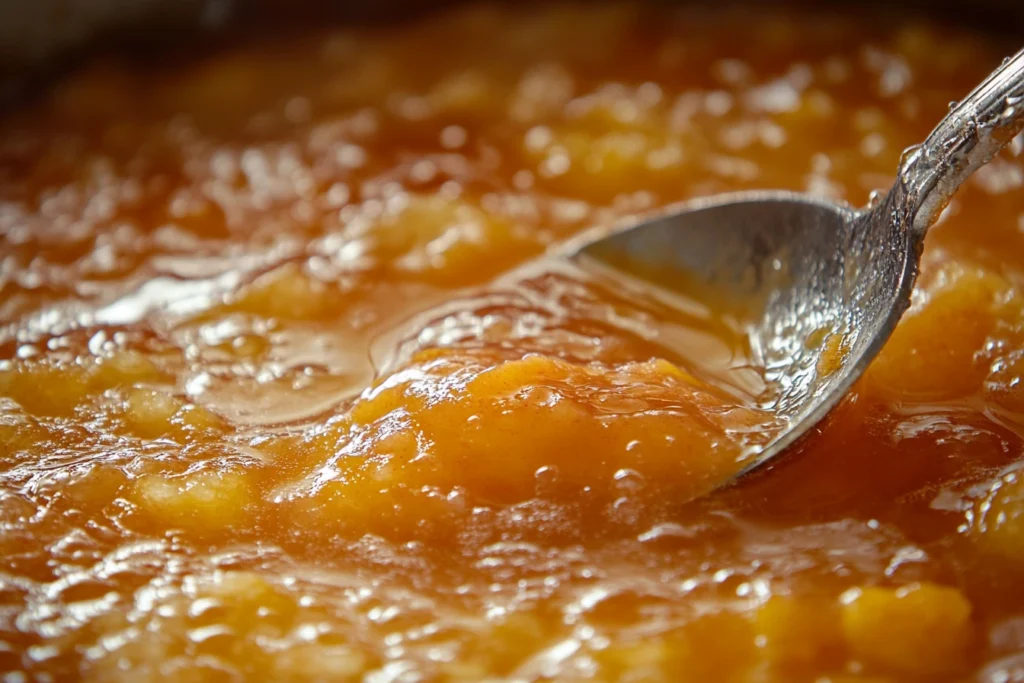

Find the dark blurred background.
xmin=0 ymin=0 xmax=1022 ymax=104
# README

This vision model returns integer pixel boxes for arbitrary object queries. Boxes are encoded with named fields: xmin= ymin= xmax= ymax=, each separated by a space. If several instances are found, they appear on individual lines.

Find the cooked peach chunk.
xmin=839 ymin=583 xmax=972 ymax=678
xmin=61 ymin=463 xmax=130 ymax=511
xmin=228 ymin=263 xmax=338 ymax=320
xmin=985 ymin=350 xmax=1024 ymax=416
xmin=0 ymin=351 xmax=169 ymax=417
xmin=523 ymin=125 xmax=687 ymax=197
xmin=90 ymin=350 xmax=168 ymax=387
xmin=816 ymin=331 xmax=849 ymax=379
xmin=131 ymin=469 xmax=255 ymax=533
xmin=756 ymin=595 xmax=844 ymax=668
xmin=122 ymin=387 xmax=225 ymax=439
xmin=969 ymin=469 xmax=1024 ymax=563
xmin=0 ymin=360 xmax=93 ymax=416
xmin=123 ymin=387 xmax=183 ymax=437
xmin=596 ymin=612 xmax=757 ymax=682
xmin=0 ymin=405 xmax=46 ymax=463
xmin=369 ymin=195 xmax=535 ymax=285
xmin=268 ymin=644 xmax=368 ymax=682
xmin=281 ymin=350 xmax=776 ymax=538
xmin=867 ymin=260 xmax=1011 ymax=400
xmin=84 ymin=571 xmax=372 ymax=683
xmin=443 ymin=612 xmax=550 ymax=678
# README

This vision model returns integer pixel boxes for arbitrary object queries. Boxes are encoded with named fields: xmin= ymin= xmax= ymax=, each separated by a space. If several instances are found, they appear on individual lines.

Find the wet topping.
xmin=2 ymin=4 xmax=1024 ymax=681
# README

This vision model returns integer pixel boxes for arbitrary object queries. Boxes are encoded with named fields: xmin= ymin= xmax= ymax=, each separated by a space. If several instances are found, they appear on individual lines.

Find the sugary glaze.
xmin=2 ymin=4 xmax=1024 ymax=681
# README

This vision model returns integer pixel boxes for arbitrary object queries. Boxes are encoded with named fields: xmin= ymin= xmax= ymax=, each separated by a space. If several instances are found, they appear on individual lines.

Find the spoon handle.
xmin=900 ymin=47 xmax=1024 ymax=238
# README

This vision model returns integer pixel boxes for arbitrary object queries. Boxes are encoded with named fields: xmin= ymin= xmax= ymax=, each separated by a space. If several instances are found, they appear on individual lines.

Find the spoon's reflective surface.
xmin=577 ymin=47 xmax=1024 ymax=481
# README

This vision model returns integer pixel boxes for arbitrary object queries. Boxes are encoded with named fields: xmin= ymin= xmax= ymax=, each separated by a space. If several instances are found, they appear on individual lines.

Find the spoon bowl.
xmin=577 ymin=48 xmax=1024 ymax=480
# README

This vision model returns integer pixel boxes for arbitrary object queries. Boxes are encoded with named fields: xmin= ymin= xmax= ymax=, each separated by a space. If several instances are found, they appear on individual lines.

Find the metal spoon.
xmin=576 ymin=47 xmax=1024 ymax=480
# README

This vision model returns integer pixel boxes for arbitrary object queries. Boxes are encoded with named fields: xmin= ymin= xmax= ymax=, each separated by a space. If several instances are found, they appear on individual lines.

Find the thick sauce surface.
xmin=2 ymin=4 xmax=1024 ymax=681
